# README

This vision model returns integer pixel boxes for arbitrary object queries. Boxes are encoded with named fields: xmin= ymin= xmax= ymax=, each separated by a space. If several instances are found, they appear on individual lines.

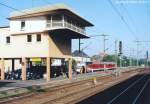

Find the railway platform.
xmin=0 ymin=68 xmax=141 ymax=104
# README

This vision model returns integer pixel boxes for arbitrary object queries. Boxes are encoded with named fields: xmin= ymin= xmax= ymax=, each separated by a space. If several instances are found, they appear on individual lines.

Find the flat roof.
xmin=9 ymin=4 xmax=94 ymax=27
xmin=0 ymin=26 xmax=9 ymax=28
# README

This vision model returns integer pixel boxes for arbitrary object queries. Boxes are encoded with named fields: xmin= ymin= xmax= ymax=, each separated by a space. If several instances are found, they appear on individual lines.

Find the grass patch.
xmin=0 ymin=86 xmax=48 ymax=100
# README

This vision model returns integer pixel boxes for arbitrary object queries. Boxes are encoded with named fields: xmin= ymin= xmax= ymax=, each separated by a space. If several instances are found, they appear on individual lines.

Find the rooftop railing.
xmin=46 ymin=20 xmax=85 ymax=35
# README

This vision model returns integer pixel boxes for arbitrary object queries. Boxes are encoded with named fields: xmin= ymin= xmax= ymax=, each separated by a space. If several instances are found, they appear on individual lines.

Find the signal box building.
xmin=0 ymin=4 xmax=93 ymax=81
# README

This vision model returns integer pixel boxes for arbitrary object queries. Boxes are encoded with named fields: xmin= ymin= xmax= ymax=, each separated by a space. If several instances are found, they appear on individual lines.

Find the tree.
xmin=91 ymin=55 xmax=100 ymax=61
xmin=103 ymin=54 xmax=116 ymax=62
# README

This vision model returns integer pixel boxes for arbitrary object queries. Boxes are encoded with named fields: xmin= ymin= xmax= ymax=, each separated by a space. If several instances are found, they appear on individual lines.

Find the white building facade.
xmin=0 ymin=4 xmax=93 ymax=81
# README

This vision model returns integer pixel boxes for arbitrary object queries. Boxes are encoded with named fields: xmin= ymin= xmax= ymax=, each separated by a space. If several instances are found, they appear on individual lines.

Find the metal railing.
xmin=46 ymin=20 xmax=85 ymax=34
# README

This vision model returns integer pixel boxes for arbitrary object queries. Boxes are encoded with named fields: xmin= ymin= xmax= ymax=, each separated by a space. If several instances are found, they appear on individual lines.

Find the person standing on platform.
xmin=17 ymin=62 xmax=22 ymax=80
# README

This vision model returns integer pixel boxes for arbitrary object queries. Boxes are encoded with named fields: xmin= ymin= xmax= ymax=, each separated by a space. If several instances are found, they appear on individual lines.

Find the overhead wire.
xmin=0 ymin=2 xmax=32 ymax=29
xmin=107 ymin=0 xmax=138 ymax=40
xmin=0 ymin=2 xmax=28 ymax=15
xmin=121 ymin=3 xmax=142 ymax=37
xmin=42 ymin=0 xmax=53 ymax=4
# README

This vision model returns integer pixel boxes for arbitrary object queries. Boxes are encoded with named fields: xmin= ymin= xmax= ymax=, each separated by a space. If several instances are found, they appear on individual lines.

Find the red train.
xmin=87 ymin=61 xmax=116 ymax=72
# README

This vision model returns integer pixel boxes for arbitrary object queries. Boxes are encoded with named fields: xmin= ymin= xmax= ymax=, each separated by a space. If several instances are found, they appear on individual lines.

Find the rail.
xmin=46 ymin=20 xmax=85 ymax=34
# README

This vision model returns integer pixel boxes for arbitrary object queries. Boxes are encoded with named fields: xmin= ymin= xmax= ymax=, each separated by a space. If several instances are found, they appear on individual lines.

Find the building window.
xmin=36 ymin=34 xmax=41 ymax=42
xmin=21 ymin=21 xmax=25 ymax=30
xmin=27 ymin=35 xmax=32 ymax=42
xmin=6 ymin=36 xmax=10 ymax=44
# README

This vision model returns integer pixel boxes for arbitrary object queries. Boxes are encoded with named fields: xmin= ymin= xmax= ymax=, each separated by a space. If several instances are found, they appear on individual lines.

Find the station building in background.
xmin=0 ymin=4 xmax=93 ymax=81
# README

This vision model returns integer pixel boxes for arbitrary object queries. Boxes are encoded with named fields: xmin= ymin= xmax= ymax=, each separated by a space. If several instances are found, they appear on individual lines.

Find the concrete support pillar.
xmin=68 ymin=58 xmax=72 ymax=80
xmin=46 ymin=57 xmax=51 ymax=81
xmin=11 ymin=59 xmax=15 ymax=80
xmin=29 ymin=61 xmax=32 ymax=70
xmin=62 ymin=15 xmax=65 ymax=27
xmin=50 ymin=16 xmax=53 ymax=27
xmin=0 ymin=58 xmax=5 ymax=80
xmin=22 ymin=57 xmax=27 ymax=81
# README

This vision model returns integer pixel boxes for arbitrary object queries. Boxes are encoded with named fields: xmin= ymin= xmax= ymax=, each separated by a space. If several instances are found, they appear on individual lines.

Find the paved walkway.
xmin=0 ymin=71 xmax=113 ymax=92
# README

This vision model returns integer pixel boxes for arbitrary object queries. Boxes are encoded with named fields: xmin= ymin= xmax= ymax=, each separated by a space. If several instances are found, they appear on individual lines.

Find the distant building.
xmin=0 ymin=4 xmax=93 ymax=81
xmin=72 ymin=50 xmax=91 ymax=63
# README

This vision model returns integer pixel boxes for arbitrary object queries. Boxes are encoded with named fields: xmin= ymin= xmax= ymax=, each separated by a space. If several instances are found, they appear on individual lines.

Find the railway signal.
xmin=118 ymin=41 xmax=123 ymax=67
xmin=146 ymin=51 xmax=148 ymax=60
xmin=146 ymin=51 xmax=149 ymax=68
xmin=134 ymin=40 xmax=150 ymax=67
xmin=119 ymin=41 xmax=122 ymax=55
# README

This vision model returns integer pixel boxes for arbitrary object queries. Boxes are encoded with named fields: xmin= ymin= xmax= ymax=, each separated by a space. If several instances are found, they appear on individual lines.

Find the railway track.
xmin=79 ymin=69 xmax=150 ymax=104
xmin=0 ymin=70 xmax=139 ymax=104
xmin=0 ymin=75 xmax=111 ymax=104
xmin=106 ymin=74 xmax=150 ymax=104
xmin=41 ymin=71 xmax=140 ymax=104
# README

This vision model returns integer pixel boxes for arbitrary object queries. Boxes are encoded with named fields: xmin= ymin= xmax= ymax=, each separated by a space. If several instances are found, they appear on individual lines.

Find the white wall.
xmin=73 ymin=56 xmax=91 ymax=63
xmin=10 ymin=16 xmax=46 ymax=34
xmin=0 ymin=27 xmax=11 ymax=45
xmin=0 ymin=28 xmax=49 ymax=58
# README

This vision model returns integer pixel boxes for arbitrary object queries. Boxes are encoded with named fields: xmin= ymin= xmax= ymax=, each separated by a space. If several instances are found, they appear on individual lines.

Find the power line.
xmin=145 ymin=5 xmax=150 ymax=20
xmin=43 ymin=0 xmax=52 ymax=4
xmin=0 ymin=1 xmax=53 ymax=27
xmin=89 ymin=34 xmax=119 ymax=53
xmin=98 ymin=34 xmax=109 ymax=54
xmin=134 ymin=40 xmax=150 ymax=67
xmin=0 ymin=2 xmax=28 ymax=15
xmin=89 ymin=34 xmax=103 ymax=37
xmin=121 ymin=4 xmax=141 ymax=36
xmin=107 ymin=0 xmax=138 ymax=40
xmin=81 ymin=42 xmax=92 ymax=51
xmin=41 ymin=0 xmax=53 ymax=5
xmin=0 ymin=2 xmax=31 ymax=28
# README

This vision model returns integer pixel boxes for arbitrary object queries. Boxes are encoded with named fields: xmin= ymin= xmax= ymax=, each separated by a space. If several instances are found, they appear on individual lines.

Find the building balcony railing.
xmin=46 ymin=20 xmax=85 ymax=35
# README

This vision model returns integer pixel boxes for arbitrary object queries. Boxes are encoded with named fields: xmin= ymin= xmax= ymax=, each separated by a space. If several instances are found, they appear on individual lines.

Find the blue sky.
xmin=0 ymin=0 xmax=150 ymax=58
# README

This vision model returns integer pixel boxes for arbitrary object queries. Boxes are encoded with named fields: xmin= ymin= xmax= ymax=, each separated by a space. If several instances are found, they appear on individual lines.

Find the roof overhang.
xmin=8 ymin=4 xmax=94 ymax=27
xmin=0 ymin=26 xmax=9 ymax=28
xmin=45 ymin=28 xmax=90 ymax=39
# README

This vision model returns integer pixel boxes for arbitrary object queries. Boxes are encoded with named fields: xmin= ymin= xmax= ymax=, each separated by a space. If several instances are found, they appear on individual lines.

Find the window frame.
xmin=6 ymin=36 xmax=10 ymax=44
xmin=21 ymin=21 xmax=25 ymax=30
xmin=27 ymin=35 xmax=32 ymax=42
xmin=36 ymin=34 xmax=41 ymax=42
